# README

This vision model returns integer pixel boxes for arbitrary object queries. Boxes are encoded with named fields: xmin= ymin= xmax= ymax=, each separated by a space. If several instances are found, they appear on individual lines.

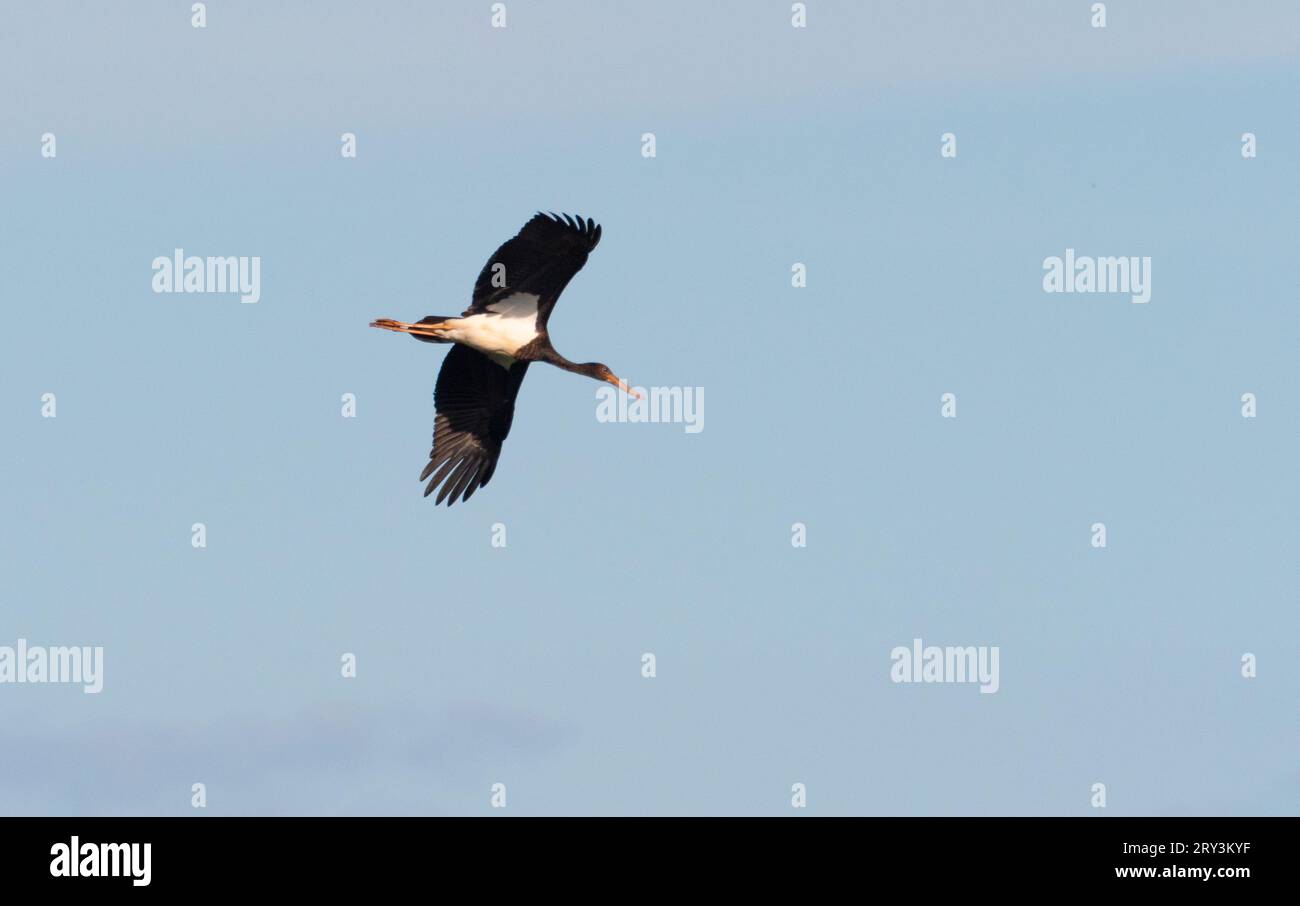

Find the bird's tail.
xmin=369 ymin=316 xmax=457 ymax=343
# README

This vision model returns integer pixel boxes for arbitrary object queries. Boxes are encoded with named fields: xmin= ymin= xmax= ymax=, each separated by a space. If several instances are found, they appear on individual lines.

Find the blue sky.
xmin=1 ymin=1 xmax=1296 ymax=815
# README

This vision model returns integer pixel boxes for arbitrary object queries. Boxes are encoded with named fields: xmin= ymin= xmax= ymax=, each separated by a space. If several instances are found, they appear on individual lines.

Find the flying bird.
xmin=370 ymin=212 xmax=639 ymax=506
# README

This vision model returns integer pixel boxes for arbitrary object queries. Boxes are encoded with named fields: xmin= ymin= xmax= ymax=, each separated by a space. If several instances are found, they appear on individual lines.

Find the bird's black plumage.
xmin=374 ymin=212 xmax=622 ymax=507
xmin=421 ymin=213 xmax=600 ymax=505
xmin=466 ymin=212 xmax=602 ymax=328
xmin=420 ymin=345 xmax=530 ymax=505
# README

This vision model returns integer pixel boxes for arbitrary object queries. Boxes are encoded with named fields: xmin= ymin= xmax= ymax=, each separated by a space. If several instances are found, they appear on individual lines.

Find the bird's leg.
xmin=370 ymin=318 xmax=452 ymax=338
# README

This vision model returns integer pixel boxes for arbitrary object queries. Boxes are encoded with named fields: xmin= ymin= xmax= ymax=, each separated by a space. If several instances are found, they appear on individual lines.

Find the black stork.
xmin=370 ymin=212 xmax=639 ymax=506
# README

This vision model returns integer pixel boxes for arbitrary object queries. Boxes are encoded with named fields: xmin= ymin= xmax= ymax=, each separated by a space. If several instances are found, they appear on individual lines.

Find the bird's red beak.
xmin=607 ymin=375 xmax=641 ymax=399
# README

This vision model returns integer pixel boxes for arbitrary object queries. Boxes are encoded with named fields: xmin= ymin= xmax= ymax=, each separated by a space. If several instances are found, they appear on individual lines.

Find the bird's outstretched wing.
xmin=466 ymin=212 xmax=601 ymax=328
xmin=420 ymin=345 xmax=530 ymax=505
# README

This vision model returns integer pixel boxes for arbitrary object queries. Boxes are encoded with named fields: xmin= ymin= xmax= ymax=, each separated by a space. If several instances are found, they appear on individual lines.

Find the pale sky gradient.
xmin=1 ymin=1 xmax=1296 ymax=815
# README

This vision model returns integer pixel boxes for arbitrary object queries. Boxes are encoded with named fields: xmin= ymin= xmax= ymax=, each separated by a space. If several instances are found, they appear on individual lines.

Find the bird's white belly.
xmin=445 ymin=292 xmax=541 ymax=364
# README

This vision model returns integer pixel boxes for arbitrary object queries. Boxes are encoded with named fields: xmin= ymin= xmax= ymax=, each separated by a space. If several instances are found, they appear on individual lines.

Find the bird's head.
xmin=585 ymin=363 xmax=641 ymax=399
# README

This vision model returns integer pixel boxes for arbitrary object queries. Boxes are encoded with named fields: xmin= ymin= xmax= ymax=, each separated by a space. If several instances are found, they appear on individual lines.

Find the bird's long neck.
xmin=538 ymin=344 xmax=601 ymax=379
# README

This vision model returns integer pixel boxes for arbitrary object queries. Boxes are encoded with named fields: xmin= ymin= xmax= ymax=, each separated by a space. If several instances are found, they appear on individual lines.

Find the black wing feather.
xmin=466 ymin=212 xmax=602 ymax=327
xmin=420 ymin=345 xmax=530 ymax=506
